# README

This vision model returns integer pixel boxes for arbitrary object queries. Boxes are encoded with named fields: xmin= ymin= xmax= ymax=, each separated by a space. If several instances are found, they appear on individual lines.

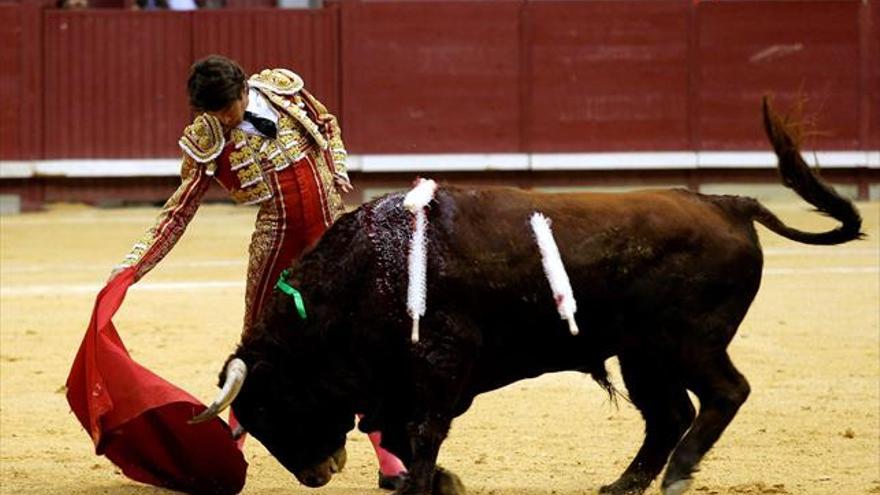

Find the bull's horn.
xmin=189 ymin=358 xmax=247 ymax=424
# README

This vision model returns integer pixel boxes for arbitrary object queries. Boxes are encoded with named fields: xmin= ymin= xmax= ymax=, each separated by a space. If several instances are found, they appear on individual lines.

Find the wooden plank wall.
xmin=522 ymin=1 xmax=691 ymax=151
xmin=29 ymin=5 xmax=336 ymax=159
xmin=0 ymin=0 xmax=875 ymax=160
xmin=340 ymin=1 xmax=522 ymax=153
xmin=696 ymin=1 xmax=862 ymax=150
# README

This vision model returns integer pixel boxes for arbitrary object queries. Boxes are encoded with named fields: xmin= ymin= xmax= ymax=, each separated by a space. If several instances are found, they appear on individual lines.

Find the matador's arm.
xmin=115 ymin=155 xmax=212 ymax=282
xmin=301 ymin=88 xmax=349 ymax=184
xmin=114 ymin=114 xmax=223 ymax=282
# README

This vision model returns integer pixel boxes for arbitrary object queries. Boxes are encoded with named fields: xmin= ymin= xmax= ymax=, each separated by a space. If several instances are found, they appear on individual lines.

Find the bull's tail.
xmin=739 ymin=97 xmax=864 ymax=245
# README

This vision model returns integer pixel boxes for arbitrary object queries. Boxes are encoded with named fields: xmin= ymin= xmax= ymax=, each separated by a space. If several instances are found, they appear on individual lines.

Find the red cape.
xmin=66 ymin=267 xmax=247 ymax=494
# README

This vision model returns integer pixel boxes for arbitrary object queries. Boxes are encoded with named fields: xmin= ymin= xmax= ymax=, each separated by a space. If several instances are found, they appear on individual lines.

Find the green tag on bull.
xmin=276 ymin=269 xmax=307 ymax=320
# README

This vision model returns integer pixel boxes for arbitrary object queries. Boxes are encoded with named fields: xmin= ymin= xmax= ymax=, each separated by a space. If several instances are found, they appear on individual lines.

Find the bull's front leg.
xmin=379 ymin=419 xmax=465 ymax=495
xmin=396 ymin=414 xmax=454 ymax=495
xmin=397 ymin=311 xmax=474 ymax=495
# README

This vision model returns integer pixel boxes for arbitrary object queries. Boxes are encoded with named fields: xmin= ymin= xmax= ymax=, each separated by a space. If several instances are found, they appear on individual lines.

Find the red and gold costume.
xmin=118 ymin=68 xmax=348 ymax=334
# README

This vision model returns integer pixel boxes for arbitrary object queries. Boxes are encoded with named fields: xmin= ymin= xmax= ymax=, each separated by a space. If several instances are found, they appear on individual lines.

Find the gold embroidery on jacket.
xmin=119 ymin=156 xmax=211 ymax=279
xmin=224 ymin=71 xmax=347 ymax=210
xmin=313 ymin=150 xmax=345 ymax=221
xmin=232 ymin=180 xmax=272 ymax=206
xmin=236 ymin=164 xmax=264 ymax=188
xmin=178 ymin=114 xmax=224 ymax=173
xmin=301 ymin=89 xmax=348 ymax=181
xmin=242 ymin=200 xmax=283 ymax=335
xmin=276 ymin=116 xmax=313 ymax=162
xmin=254 ymin=87 xmax=328 ymax=150
xmin=248 ymin=68 xmax=304 ymax=95
xmin=225 ymin=129 xmax=272 ymax=205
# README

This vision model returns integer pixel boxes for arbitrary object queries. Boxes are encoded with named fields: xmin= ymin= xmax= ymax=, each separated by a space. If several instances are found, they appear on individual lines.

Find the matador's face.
xmin=208 ymin=87 xmax=249 ymax=133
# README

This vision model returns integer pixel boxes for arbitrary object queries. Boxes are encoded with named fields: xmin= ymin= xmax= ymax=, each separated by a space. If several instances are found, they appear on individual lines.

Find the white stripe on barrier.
xmin=0 ymin=162 xmax=34 ymax=179
xmin=3 ymin=150 xmax=877 ymax=178
xmin=697 ymin=151 xmax=874 ymax=169
xmin=530 ymin=152 xmax=698 ymax=170
xmin=43 ymin=159 xmax=181 ymax=177
xmin=358 ymin=154 xmax=529 ymax=172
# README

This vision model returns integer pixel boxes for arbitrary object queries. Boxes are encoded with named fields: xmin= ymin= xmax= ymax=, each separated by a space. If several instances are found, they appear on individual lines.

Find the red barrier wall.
xmin=524 ymin=1 xmax=691 ymax=152
xmin=341 ymin=1 xmax=522 ymax=153
xmin=0 ymin=2 xmax=42 ymax=160
xmin=696 ymin=1 xmax=861 ymax=150
xmin=191 ymin=7 xmax=340 ymax=119
xmin=0 ymin=0 xmax=876 ymax=161
xmin=43 ymin=10 xmax=192 ymax=158
xmin=0 ymin=4 xmax=26 ymax=160
xmin=38 ymin=6 xmax=338 ymax=159
xmin=867 ymin=0 xmax=879 ymax=149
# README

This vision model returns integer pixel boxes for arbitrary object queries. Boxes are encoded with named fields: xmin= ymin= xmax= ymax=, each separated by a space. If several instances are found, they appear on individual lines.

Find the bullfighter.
xmin=108 ymin=54 xmax=407 ymax=490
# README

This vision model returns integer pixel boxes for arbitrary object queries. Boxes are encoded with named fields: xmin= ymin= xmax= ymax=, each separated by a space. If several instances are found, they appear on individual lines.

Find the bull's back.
xmin=431 ymin=187 xmax=764 ymax=386
xmin=436 ymin=186 xmax=762 ymax=286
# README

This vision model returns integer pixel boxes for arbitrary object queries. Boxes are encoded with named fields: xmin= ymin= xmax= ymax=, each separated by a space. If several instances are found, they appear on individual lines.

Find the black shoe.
xmin=378 ymin=470 xmax=407 ymax=490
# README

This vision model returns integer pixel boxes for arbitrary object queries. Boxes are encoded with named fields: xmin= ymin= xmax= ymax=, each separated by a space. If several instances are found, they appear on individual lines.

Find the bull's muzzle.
xmin=294 ymin=446 xmax=347 ymax=488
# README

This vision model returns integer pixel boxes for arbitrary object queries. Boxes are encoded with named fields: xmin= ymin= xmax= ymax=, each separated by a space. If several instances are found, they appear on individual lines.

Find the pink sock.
xmin=358 ymin=414 xmax=406 ymax=475
xmin=368 ymin=430 xmax=407 ymax=476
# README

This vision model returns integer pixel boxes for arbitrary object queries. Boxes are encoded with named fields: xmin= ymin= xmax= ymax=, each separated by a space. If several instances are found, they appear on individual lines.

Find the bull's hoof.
xmin=598 ymin=477 xmax=650 ymax=495
xmin=661 ymin=478 xmax=693 ymax=495
xmin=433 ymin=466 xmax=466 ymax=495
xmin=379 ymin=470 xmax=407 ymax=490
xmin=661 ymin=462 xmax=695 ymax=495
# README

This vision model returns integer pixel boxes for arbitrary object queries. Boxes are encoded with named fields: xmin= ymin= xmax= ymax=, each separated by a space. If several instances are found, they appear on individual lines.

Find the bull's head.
xmin=192 ymin=222 xmax=374 ymax=486
xmin=191 ymin=348 xmax=355 ymax=487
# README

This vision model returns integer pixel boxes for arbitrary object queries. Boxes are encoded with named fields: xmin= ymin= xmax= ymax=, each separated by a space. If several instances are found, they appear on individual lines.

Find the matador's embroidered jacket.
xmin=117 ymin=68 xmax=348 ymax=332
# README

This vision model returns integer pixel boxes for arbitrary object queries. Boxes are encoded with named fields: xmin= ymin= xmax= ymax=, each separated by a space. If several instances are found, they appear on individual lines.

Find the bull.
xmin=192 ymin=99 xmax=864 ymax=495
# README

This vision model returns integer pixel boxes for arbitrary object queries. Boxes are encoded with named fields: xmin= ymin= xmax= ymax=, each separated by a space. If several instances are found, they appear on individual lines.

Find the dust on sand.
xmin=1 ymin=201 xmax=878 ymax=494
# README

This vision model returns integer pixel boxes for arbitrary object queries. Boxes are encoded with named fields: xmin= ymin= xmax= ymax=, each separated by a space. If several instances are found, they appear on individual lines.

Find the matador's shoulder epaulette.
xmin=248 ymin=68 xmax=304 ymax=95
xmin=178 ymin=113 xmax=225 ymax=164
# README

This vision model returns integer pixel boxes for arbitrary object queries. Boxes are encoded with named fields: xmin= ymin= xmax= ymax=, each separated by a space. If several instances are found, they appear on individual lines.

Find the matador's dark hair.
xmin=187 ymin=55 xmax=246 ymax=112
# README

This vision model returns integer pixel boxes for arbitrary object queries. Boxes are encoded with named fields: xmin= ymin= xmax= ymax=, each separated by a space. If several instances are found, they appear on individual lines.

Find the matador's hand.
xmin=334 ymin=175 xmax=353 ymax=194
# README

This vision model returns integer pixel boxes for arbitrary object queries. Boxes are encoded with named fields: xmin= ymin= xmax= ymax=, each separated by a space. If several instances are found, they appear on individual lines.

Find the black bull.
xmin=192 ymin=100 xmax=863 ymax=495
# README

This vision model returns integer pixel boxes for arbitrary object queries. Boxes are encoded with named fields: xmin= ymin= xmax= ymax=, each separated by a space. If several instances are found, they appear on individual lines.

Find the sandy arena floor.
xmin=1 ymin=197 xmax=878 ymax=495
